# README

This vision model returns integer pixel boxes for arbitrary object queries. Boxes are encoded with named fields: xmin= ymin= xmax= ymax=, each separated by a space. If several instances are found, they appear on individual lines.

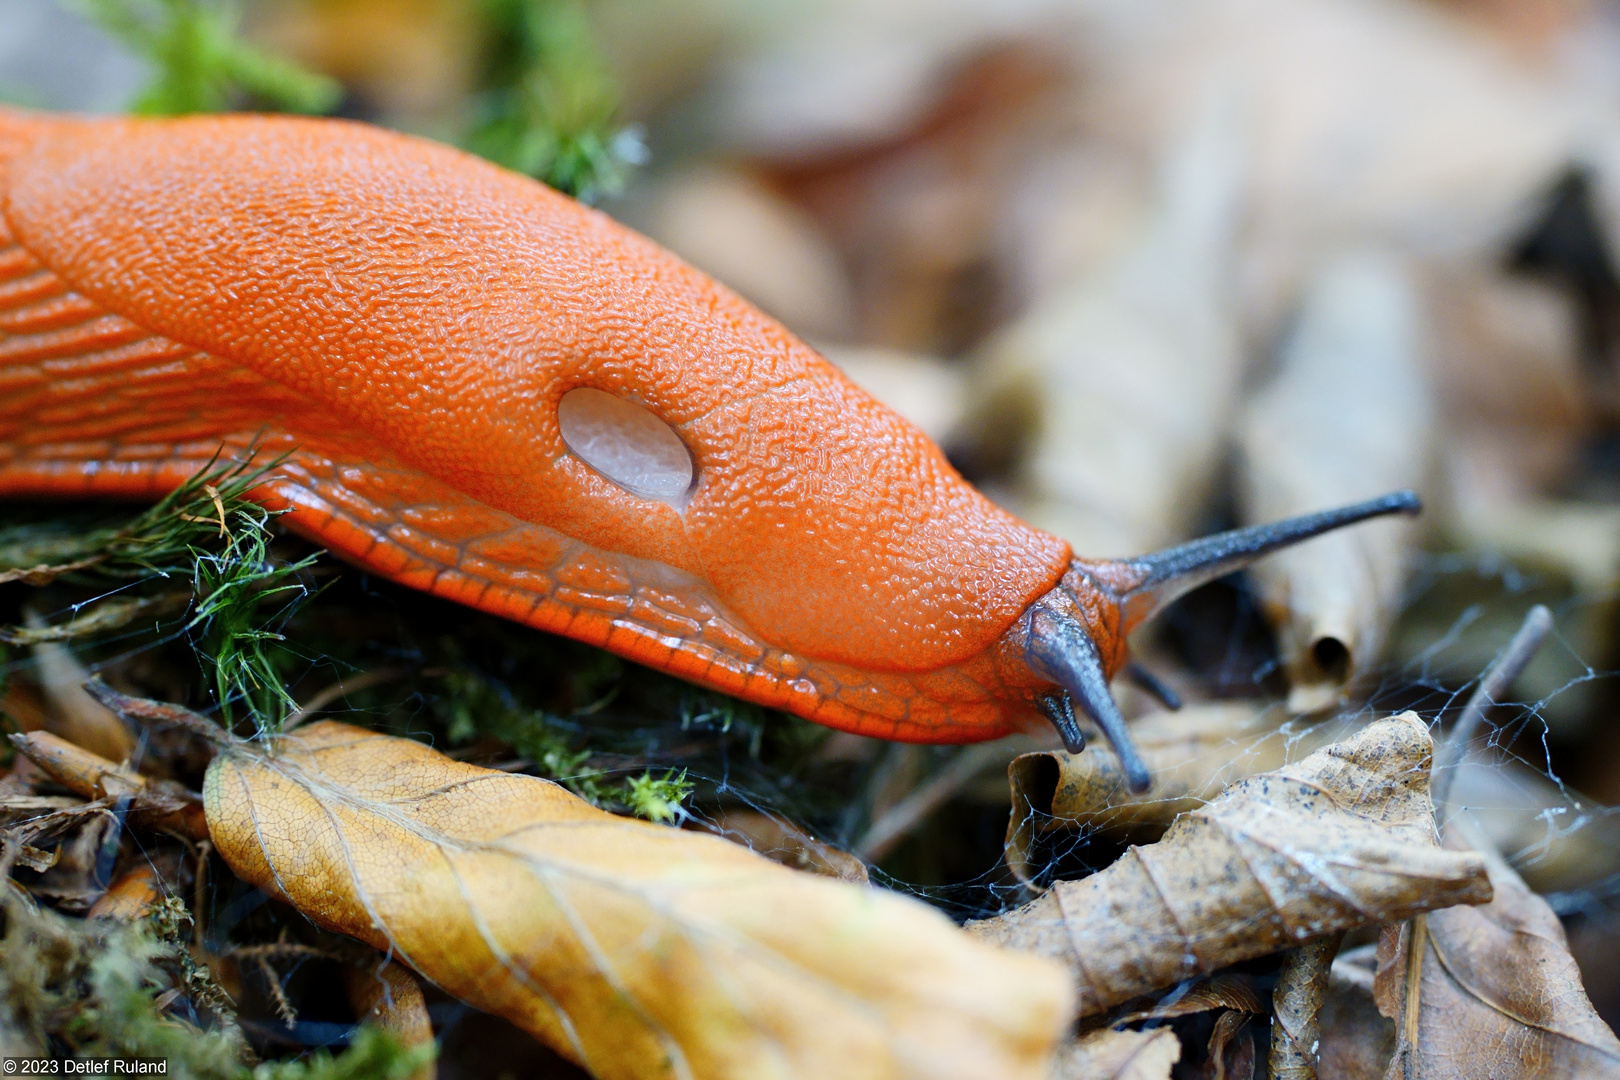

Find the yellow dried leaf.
xmin=202 ymin=721 xmax=1072 ymax=1080
xmin=969 ymin=713 xmax=1491 ymax=1016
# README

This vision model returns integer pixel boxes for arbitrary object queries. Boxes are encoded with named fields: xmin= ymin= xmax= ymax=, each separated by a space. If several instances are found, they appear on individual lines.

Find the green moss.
xmin=434 ymin=661 xmax=611 ymax=804
xmin=249 ymin=1027 xmax=433 ymax=1080
xmin=0 ymin=883 xmax=434 ymax=1078
xmin=0 ymin=455 xmax=284 ymax=583
xmin=623 ymin=768 xmax=692 ymax=823
xmin=465 ymin=0 xmax=642 ymax=201
xmin=0 ymin=457 xmax=320 ymax=734
xmin=184 ymin=520 xmax=319 ymax=735
xmin=0 ymin=878 xmax=244 ymax=1076
xmin=67 ymin=0 xmax=340 ymax=116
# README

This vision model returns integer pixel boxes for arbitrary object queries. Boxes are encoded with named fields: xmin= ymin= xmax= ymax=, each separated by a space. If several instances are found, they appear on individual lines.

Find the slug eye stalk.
xmin=1029 ymin=490 xmax=1423 ymax=793
xmin=1119 ymin=490 xmax=1423 ymax=633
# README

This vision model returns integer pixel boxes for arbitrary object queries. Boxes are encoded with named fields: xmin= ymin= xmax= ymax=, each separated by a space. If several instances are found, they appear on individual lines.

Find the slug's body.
xmin=0 ymin=108 xmax=1415 ymax=786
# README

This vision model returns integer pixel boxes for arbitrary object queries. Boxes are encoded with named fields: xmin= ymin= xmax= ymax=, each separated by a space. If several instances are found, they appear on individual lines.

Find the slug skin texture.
xmin=0 ymin=108 xmax=1076 ymax=744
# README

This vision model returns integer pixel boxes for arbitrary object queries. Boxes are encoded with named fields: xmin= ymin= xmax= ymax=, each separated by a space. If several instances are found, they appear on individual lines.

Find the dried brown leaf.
xmin=969 ymin=713 xmax=1491 ymax=1016
xmin=10 ymin=731 xmax=208 ymax=841
xmin=1321 ymin=946 xmax=1395 ymax=1080
xmin=699 ymin=809 xmax=868 ymax=883
xmin=29 ymin=636 xmax=133 ymax=762
xmin=1375 ymin=831 xmax=1620 ymax=1079
xmin=203 ymin=720 xmax=1073 ymax=1080
xmin=87 ymin=857 xmax=172 ymax=921
xmin=1111 ymin=973 xmax=1265 ymax=1025
xmin=1003 ymin=704 xmax=1358 ymax=881
xmin=13 ymin=844 xmax=56 ymax=873
xmin=0 ymin=795 xmax=82 ymax=825
xmin=1269 ymin=932 xmax=1343 ymax=1080
xmin=965 ymin=89 xmax=1247 ymax=557
xmin=344 ymin=960 xmax=436 ymax=1080
xmin=0 ymin=593 xmax=189 ymax=647
xmin=1053 ymin=1027 xmax=1181 ymax=1080
xmin=1204 ymin=1009 xmax=1254 ymax=1080
xmin=0 ymin=557 xmax=99 ymax=587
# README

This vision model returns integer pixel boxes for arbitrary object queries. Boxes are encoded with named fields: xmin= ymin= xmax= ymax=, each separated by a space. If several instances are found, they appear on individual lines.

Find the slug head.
xmin=1014 ymin=491 xmax=1422 ymax=792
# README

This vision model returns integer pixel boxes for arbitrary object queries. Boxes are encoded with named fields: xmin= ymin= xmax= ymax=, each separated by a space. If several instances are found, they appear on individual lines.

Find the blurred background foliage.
xmin=7 ymin=0 xmax=1620 ymax=1073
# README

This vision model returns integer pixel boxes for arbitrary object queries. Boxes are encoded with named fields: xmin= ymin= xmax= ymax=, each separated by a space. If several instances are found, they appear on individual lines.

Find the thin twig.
xmin=256 ymin=954 xmax=298 ymax=1029
xmin=82 ymin=679 xmax=237 ymax=748
xmin=1397 ymin=914 xmax=1428 ymax=1080
xmin=229 ymin=942 xmax=330 ymax=961
xmin=1431 ymin=604 xmax=1553 ymax=813
xmin=856 ymin=742 xmax=1010 ymax=862
xmin=1391 ymin=604 xmax=1554 ymax=1080
xmin=192 ymin=838 xmax=211 ymax=949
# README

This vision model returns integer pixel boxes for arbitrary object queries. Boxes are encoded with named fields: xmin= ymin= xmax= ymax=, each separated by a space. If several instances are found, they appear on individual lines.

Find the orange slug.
xmin=0 ymin=107 xmax=1417 ymax=789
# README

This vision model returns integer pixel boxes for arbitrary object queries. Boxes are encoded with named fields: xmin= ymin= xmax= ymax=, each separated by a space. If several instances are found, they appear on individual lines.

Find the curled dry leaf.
xmin=0 ymin=795 xmax=81 ymax=827
xmin=969 ymin=713 xmax=1491 ymax=1016
xmin=86 ymin=864 xmax=162 ymax=922
xmin=1374 ymin=830 xmax=1620 ymax=1079
xmin=1204 ymin=1008 xmax=1255 ymax=1080
xmin=1003 ymin=703 xmax=1358 ymax=882
xmin=86 ymin=850 xmax=185 ymax=921
xmin=1236 ymin=250 xmax=1432 ymax=713
xmin=1054 ymin=1027 xmax=1180 ymax=1080
xmin=1111 ymin=973 xmax=1265 ymax=1026
xmin=344 ymin=960 xmax=436 ymax=1080
xmin=1269 ymin=932 xmax=1343 ymax=1080
xmin=9 ymin=731 xmax=208 ymax=842
xmin=0 ymin=593 xmax=190 ymax=647
xmin=203 ymin=720 xmax=1073 ymax=1080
